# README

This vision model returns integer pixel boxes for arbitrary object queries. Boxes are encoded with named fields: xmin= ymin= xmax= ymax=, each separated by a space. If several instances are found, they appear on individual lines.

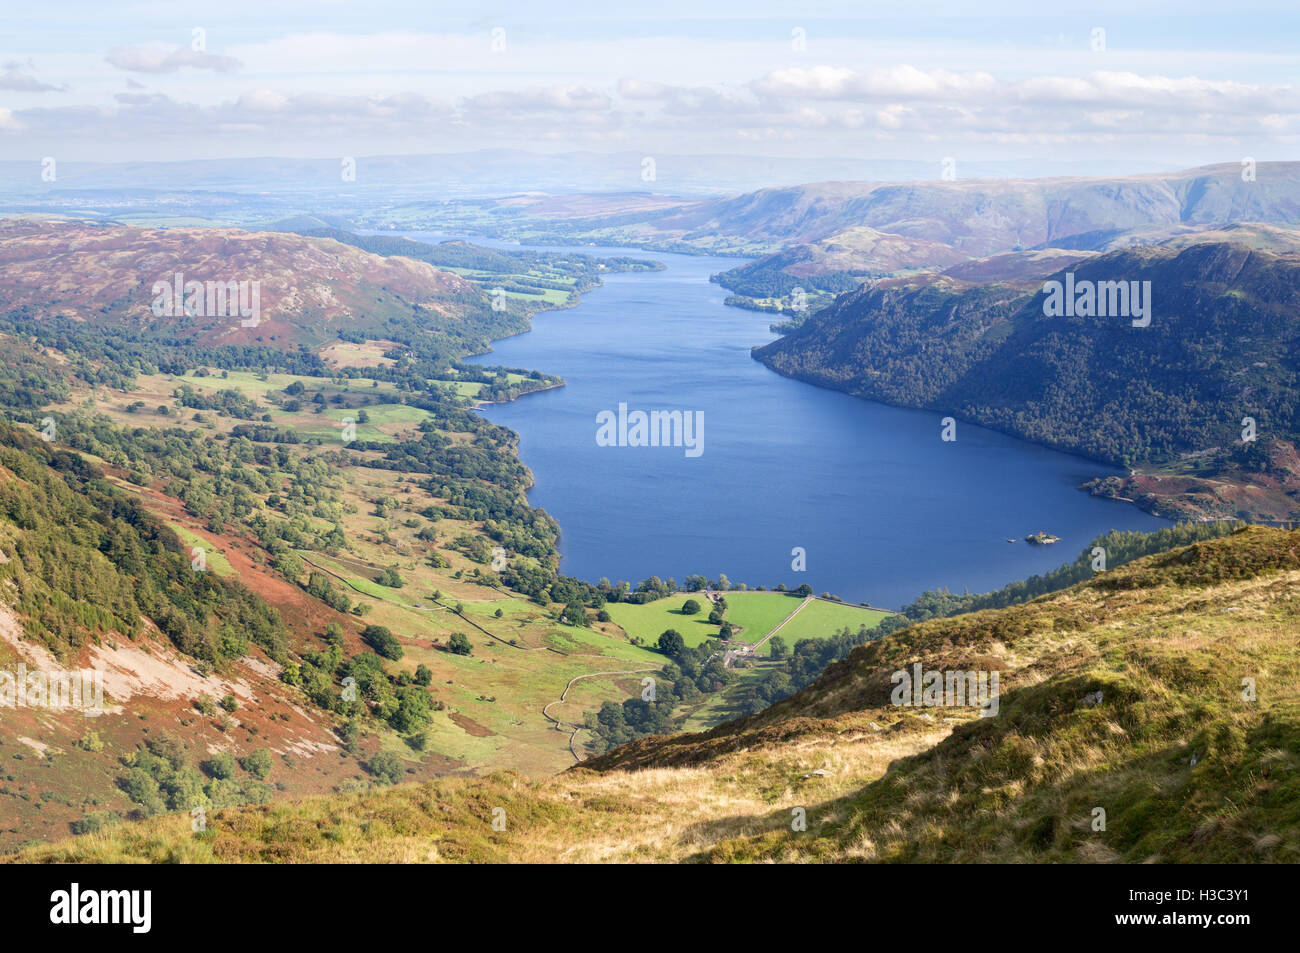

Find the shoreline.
xmin=743 ymin=353 xmax=1241 ymax=525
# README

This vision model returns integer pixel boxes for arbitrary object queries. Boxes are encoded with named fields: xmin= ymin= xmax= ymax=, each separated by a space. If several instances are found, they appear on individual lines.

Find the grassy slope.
xmin=15 ymin=526 xmax=1299 ymax=863
xmin=36 ymin=366 xmax=664 ymax=783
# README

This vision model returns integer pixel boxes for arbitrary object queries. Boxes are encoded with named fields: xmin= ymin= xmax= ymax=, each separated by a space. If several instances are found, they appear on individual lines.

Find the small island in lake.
xmin=1025 ymin=532 xmax=1061 ymax=545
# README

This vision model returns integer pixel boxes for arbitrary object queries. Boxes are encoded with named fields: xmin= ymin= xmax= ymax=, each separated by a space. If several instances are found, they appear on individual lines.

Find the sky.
xmin=1 ymin=0 xmax=1297 ymax=170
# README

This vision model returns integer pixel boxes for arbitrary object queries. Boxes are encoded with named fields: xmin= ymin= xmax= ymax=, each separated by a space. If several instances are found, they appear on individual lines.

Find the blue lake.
xmin=404 ymin=233 xmax=1169 ymax=609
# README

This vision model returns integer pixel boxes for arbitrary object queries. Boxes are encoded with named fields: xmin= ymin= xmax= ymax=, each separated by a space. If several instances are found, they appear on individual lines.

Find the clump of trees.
xmin=115 ymin=735 xmax=273 ymax=820
xmin=362 ymin=625 xmax=403 ymax=660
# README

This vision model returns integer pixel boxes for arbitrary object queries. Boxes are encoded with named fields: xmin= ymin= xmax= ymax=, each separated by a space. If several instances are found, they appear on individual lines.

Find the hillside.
xmin=0 ymin=220 xmax=499 ymax=352
xmin=11 ymin=525 xmax=1298 ymax=863
xmin=0 ymin=422 xmax=371 ymax=847
xmin=717 ymin=241 xmax=1099 ymax=315
xmin=938 ymin=248 xmax=1098 ymax=285
xmin=714 ymin=226 xmax=970 ymax=298
xmin=754 ymin=242 xmax=1300 ymax=520
xmin=1150 ymin=221 xmax=1300 ymax=255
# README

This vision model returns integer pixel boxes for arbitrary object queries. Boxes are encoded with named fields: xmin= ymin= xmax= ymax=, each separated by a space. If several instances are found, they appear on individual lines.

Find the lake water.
xmin=404 ymin=232 xmax=1169 ymax=609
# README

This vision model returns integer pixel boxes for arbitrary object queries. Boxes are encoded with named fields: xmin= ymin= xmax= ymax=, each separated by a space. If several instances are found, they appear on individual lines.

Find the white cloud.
xmin=751 ymin=65 xmax=999 ymax=101
xmin=464 ymin=86 xmax=612 ymax=114
xmin=0 ymin=62 xmax=66 ymax=92
xmin=3 ymin=47 xmax=1297 ymax=164
xmin=105 ymin=45 xmax=241 ymax=75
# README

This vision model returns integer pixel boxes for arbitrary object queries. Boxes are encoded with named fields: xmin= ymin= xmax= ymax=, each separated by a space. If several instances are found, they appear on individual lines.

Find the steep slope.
xmin=11 ymin=526 xmax=1300 ymax=863
xmin=0 ymin=423 xmax=364 ymax=849
xmin=753 ymin=242 xmax=1300 ymax=518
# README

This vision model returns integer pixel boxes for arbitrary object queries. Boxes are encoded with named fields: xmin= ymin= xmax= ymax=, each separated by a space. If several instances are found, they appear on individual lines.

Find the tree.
xmin=273 ymin=550 xmax=302 ymax=580
xmin=239 ymin=748 xmax=273 ymax=780
xmin=204 ymin=752 xmax=237 ymax=779
xmin=657 ymin=629 xmax=685 ymax=657
xmin=366 ymin=751 xmax=405 ymax=785
xmin=795 ymin=583 xmax=813 ymax=597
xmin=390 ymin=686 xmax=432 ymax=733
xmin=680 ymin=599 xmax=702 ymax=616
xmin=448 ymin=631 xmax=472 ymax=656
xmin=414 ymin=664 xmax=433 ymax=686
xmin=768 ymin=635 xmax=789 ymax=658
xmin=362 ymin=624 xmax=403 ymax=660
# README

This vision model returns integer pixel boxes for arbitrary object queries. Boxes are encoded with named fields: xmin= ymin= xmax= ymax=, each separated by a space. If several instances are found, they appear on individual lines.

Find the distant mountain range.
xmin=329 ymin=161 xmax=1300 ymax=273
xmin=635 ymin=161 xmax=1300 ymax=261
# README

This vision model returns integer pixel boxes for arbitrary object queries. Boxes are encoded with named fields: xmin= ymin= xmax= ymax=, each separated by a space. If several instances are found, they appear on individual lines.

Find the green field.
xmin=606 ymin=591 xmax=893 ymax=654
xmin=446 ymin=380 xmax=485 ymax=397
xmin=723 ymin=592 xmax=804 ymax=642
xmin=166 ymin=523 xmax=234 ymax=576
xmin=604 ymin=597 xmax=722 ymax=647
xmin=772 ymin=598 xmax=893 ymax=650
xmin=729 ymin=593 xmax=893 ymax=654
